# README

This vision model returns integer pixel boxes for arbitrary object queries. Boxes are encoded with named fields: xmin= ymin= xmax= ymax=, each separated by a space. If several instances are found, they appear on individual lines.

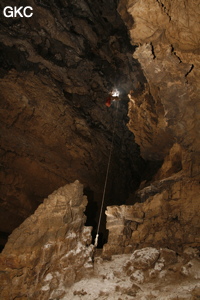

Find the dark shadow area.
xmin=84 ymin=187 xmax=109 ymax=248
xmin=84 ymin=187 xmax=98 ymax=243
xmin=0 ymin=231 xmax=9 ymax=253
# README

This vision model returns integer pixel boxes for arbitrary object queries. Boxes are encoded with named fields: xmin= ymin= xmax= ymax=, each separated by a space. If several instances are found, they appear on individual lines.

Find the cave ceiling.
xmin=0 ymin=0 xmax=148 ymax=248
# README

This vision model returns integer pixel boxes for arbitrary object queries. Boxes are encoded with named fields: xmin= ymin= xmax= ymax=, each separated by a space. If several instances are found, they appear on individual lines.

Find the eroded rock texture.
xmin=103 ymin=176 xmax=200 ymax=256
xmin=0 ymin=0 xmax=146 ymax=248
xmin=0 ymin=180 xmax=94 ymax=299
xmin=103 ymin=0 xmax=200 ymax=255
xmin=119 ymin=0 xmax=200 ymax=160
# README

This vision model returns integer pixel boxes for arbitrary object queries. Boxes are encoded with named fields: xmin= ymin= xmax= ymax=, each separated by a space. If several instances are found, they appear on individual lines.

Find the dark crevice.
xmin=151 ymin=43 xmax=156 ymax=59
xmin=156 ymin=0 xmax=171 ymax=21
xmin=185 ymin=64 xmax=194 ymax=77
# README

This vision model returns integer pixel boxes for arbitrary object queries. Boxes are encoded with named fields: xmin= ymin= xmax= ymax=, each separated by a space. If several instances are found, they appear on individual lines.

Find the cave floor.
xmin=59 ymin=253 xmax=200 ymax=300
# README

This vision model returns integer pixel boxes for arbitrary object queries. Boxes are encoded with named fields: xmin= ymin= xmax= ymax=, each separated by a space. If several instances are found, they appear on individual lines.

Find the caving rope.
xmin=94 ymin=100 xmax=119 ymax=248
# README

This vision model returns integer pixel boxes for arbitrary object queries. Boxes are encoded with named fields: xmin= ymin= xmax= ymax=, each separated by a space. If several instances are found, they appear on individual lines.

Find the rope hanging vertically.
xmin=94 ymin=101 xmax=119 ymax=248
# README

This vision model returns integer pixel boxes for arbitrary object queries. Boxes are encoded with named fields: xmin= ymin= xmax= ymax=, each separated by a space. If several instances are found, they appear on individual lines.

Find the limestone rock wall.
xmin=118 ymin=0 xmax=200 ymax=161
xmin=102 ymin=0 xmax=200 ymax=256
xmin=130 ymin=42 xmax=199 ymax=160
xmin=103 ymin=176 xmax=200 ymax=257
xmin=0 ymin=180 xmax=93 ymax=299
xmin=0 ymin=0 xmax=146 ymax=247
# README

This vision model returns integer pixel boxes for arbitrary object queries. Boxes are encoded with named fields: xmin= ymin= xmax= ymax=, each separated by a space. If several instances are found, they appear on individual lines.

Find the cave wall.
xmin=103 ymin=178 xmax=200 ymax=256
xmin=0 ymin=0 xmax=147 ymax=248
xmin=0 ymin=181 xmax=93 ymax=299
xmin=1 ymin=0 xmax=199 ymax=255
xmin=118 ymin=0 xmax=200 ymax=161
xmin=103 ymin=0 xmax=200 ymax=255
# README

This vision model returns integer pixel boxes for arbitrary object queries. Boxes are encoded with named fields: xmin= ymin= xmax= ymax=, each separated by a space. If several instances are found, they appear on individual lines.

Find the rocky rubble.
xmin=61 ymin=247 xmax=200 ymax=300
xmin=0 ymin=181 xmax=94 ymax=299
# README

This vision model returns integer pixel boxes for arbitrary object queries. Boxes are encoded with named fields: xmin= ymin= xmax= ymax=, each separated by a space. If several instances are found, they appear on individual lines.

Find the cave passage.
xmin=0 ymin=0 xmax=148 ymax=250
xmin=83 ymin=98 xmax=151 ymax=248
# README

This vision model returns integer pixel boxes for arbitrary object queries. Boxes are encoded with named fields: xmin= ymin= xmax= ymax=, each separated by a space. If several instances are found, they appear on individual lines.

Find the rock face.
xmin=103 ymin=175 xmax=200 ymax=256
xmin=118 ymin=0 xmax=200 ymax=161
xmin=0 ymin=181 xmax=94 ymax=299
xmin=0 ymin=0 xmax=146 ymax=248
xmin=103 ymin=0 xmax=200 ymax=256
xmin=118 ymin=0 xmax=200 ymax=163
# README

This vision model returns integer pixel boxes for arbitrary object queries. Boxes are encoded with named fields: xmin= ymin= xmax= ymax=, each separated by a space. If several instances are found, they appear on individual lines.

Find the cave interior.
xmin=0 ymin=0 xmax=199 ymax=253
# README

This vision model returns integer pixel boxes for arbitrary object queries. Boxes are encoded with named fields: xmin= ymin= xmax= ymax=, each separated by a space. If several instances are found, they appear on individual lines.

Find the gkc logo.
xmin=3 ymin=6 xmax=33 ymax=18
